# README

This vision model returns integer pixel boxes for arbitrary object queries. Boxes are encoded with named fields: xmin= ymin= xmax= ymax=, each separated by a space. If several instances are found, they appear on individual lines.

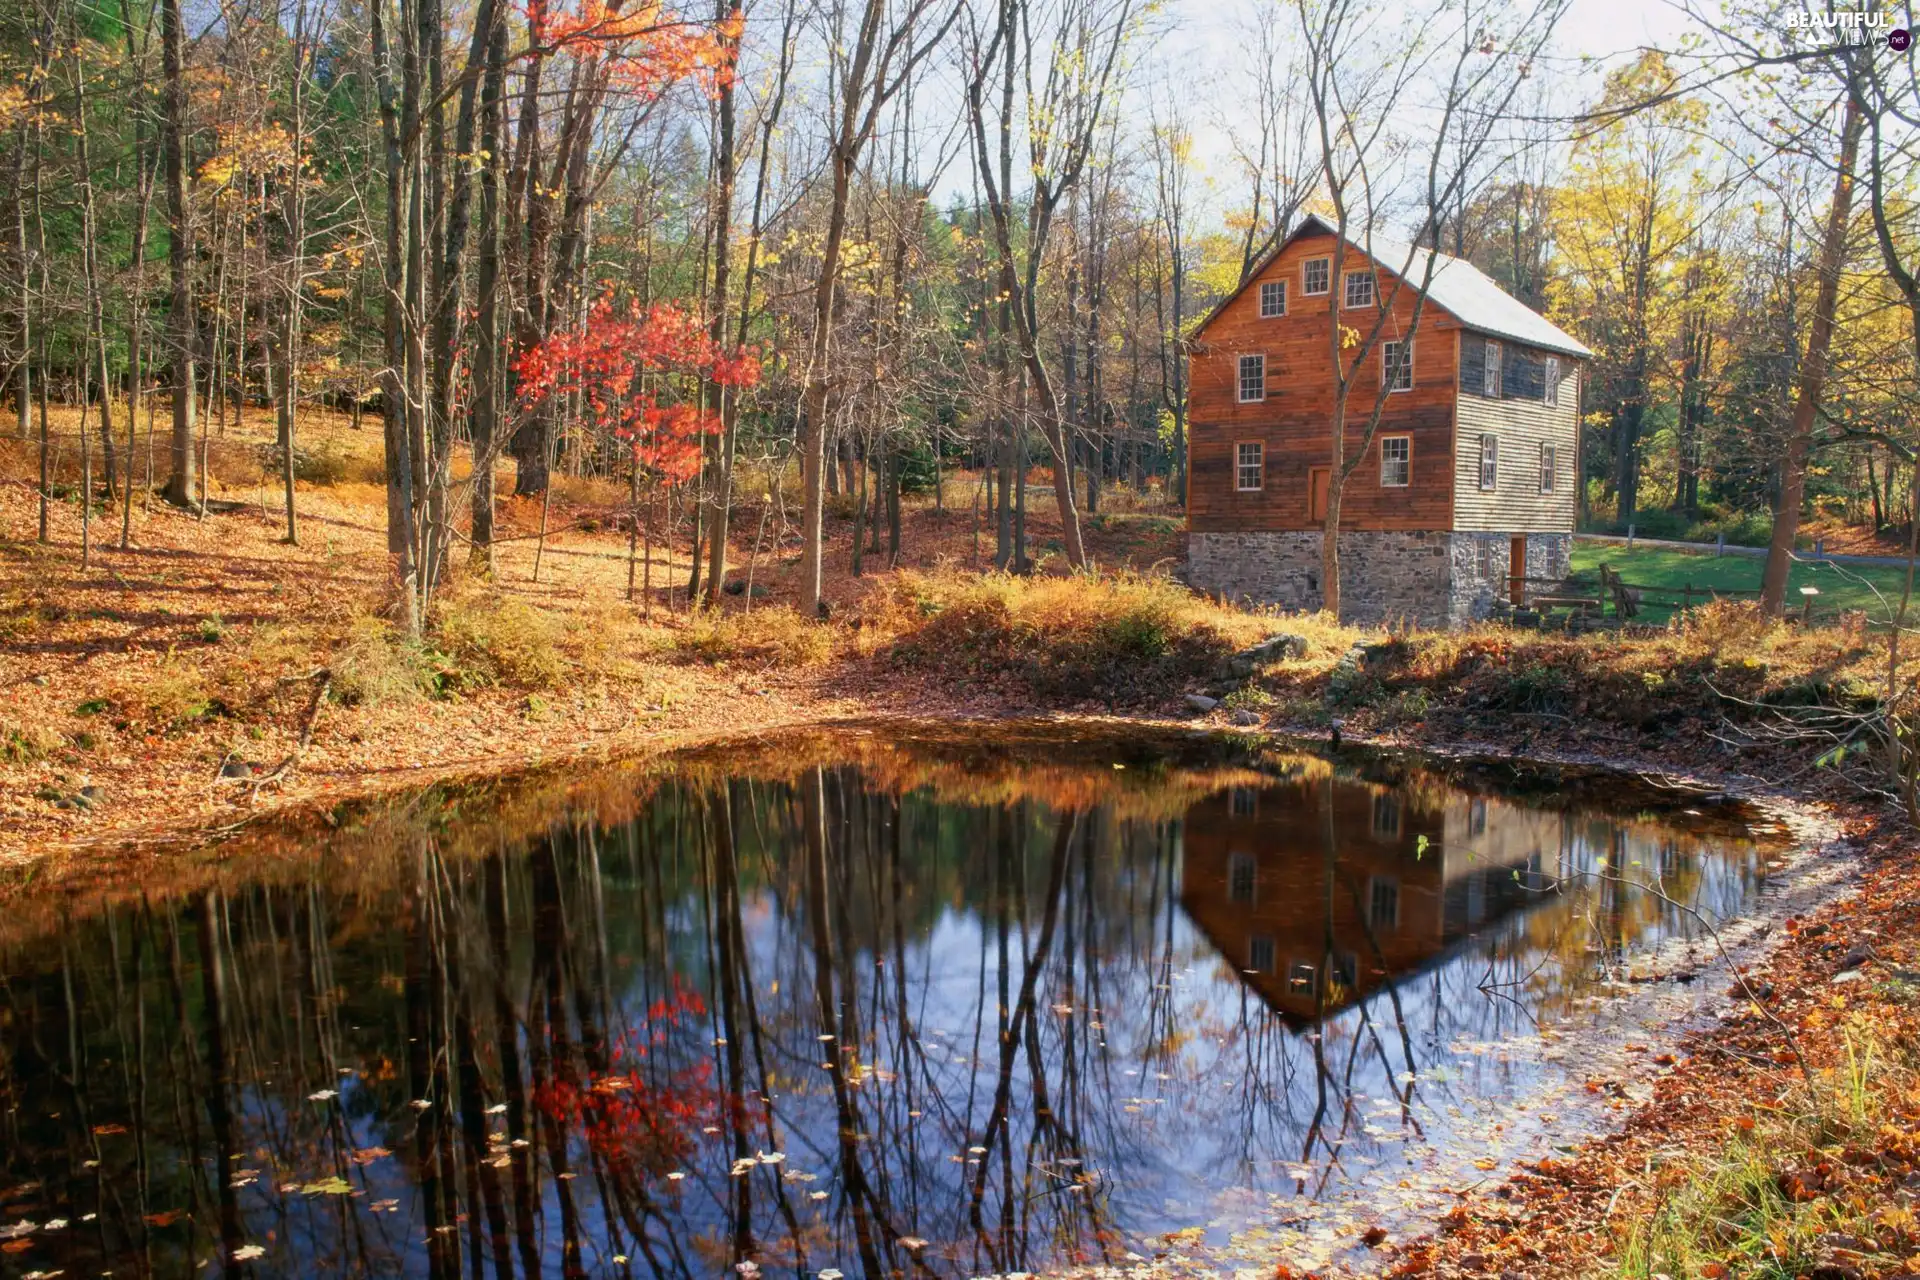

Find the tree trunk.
xmin=159 ymin=0 xmax=197 ymax=508
xmin=1761 ymin=94 xmax=1863 ymax=615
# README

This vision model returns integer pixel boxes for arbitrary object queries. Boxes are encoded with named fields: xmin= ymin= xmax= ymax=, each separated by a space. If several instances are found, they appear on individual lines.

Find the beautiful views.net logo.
xmin=1779 ymin=8 xmax=1911 ymax=47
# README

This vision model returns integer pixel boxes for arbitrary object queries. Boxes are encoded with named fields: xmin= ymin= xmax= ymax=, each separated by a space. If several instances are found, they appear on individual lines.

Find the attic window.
xmin=1344 ymin=270 xmax=1376 ymax=309
xmin=1259 ymin=280 xmax=1287 ymax=318
xmin=1483 ymin=341 xmax=1502 ymax=397
xmin=1544 ymin=356 xmax=1562 ymax=406
xmin=1302 ymin=257 xmax=1330 ymax=296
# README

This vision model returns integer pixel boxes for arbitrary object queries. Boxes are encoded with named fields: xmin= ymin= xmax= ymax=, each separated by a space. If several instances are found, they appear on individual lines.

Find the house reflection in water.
xmin=1181 ymin=767 xmax=1561 ymax=1025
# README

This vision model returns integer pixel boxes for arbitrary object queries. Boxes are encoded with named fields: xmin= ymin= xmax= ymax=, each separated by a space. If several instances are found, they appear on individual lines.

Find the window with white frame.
xmin=1237 ymin=354 xmax=1266 ymax=402
xmin=1382 ymin=339 xmax=1412 ymax=392
xmin=1371 ymin=792 xmax=1402 ymax=838
xmin=1259 ymin=280 xmax=1287 ymax=318
xmin=1302 ymin=257 xmax=1330 ymax=296
xmin=1287 ymin=961 xmax=1318 ymax=995
xmin=1544 ymin=356 xmax=1562 ymax=406
xmin=1539 ymin=442 xmax=1557 ymax=493
xmin=1379 ymin=435 xmax=1410 ymax=487
xmin=1344 ymin=269 xmax=1376 ymax=308
xmin=1236 ymin=442 xmax=1264 ymax=491
xmin=1369 ymin=876 xmax=1401 ymax=931
xmin=1228 ymin=852 xmax=1256 ymax=904
xmin=1474 ymin=538 xmax=1497 ymax=580
xmin=1479 ymin=433 xmax=1499 ymax=490
xmin=1483 ymin=340 xmax=1502 ymax=397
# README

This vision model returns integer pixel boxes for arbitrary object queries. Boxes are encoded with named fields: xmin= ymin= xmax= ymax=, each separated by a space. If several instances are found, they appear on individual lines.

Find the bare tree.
xmin=961 ymin=0 xmax=1137 ymax=571
xmin=1296 ymin=0 xmax=1568 ymax=618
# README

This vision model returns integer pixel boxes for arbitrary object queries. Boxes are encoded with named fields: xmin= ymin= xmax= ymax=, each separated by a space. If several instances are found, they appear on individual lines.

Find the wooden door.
xmin=1308 ymin=467 xmax=1330 ymax=523
xmin=1509 ymin=535 xmax=1527 ymax=605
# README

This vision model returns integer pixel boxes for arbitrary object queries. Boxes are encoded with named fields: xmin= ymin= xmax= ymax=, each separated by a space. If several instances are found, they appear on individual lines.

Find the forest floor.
xmin=5 ymin=410 xmax=1920 ymax=1277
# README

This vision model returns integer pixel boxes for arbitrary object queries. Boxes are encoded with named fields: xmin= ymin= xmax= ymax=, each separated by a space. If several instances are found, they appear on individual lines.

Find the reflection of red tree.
xmin=533 ymin=984 xmax=720 ymax=1181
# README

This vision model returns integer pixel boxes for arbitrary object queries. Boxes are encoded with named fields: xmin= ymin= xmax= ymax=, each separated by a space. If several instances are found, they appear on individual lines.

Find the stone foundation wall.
xmin=1188 ymin=529 xmax=1575 ymax=630
xmin=1524 ymin=532 xmax=1572 ymax=583
xmin=1187 ymin=531 xmax=1453 ymax=627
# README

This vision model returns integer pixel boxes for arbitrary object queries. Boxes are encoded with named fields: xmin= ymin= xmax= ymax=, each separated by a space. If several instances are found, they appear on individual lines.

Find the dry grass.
xmin=865 ymin=568 xmax=1294 ymax=703
xmin=666 ymin=605 xmax=838 ymax=668
xmin=1610 ymin=1016 xmax=1920 ymax=1279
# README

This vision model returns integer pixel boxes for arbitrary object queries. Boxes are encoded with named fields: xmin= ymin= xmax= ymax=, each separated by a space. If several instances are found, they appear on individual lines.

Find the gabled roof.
xmin=1198 ymin=213 xmax=1593 ymax=361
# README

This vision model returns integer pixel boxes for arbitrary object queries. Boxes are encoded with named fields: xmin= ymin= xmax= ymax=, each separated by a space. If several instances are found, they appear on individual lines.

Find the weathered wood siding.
xmin=1187 ymin=232 xmax=1465 ymax=534
xmin=1452 ymin=342 xmax=1580 ymax=533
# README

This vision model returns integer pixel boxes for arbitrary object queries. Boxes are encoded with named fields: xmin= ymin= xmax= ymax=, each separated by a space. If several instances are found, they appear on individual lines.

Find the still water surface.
xmin=0 ymin=727 xmax=1768 ymax=1277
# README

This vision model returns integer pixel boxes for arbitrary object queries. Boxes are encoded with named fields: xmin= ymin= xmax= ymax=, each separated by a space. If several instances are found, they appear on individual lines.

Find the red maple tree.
xmin=514 ymin=298 xmax=760 ymax=484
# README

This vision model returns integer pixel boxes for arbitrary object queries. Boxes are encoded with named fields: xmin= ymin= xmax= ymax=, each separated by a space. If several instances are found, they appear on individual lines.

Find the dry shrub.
xmin=873 ymin=569 xmax=1272 ymax=703
xmin=1 ymin=718 xmax=63 ymax=764
xmin=668 ymin=606 xmax=835 ymax=668
xmin=547 ymin=471 xmax=628 ymax=511
xmin=109 ymin=666 xmax=220 ymax=730
xmin=433 ymin=584 xmax=572 ymax=689
xmin=1674 ymin=598 xmax=1780 ymax=651
xmin=315 ymin=614 xmax=433 ymax=706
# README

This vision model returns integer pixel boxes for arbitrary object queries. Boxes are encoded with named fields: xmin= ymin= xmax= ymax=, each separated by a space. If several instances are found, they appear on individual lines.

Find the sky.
xmin=1098 ymin=0 xmax=1719 ymax=234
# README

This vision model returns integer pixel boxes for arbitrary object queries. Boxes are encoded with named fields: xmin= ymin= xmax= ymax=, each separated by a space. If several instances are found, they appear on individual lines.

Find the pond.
xmin=0 ymin=725 xmax=1776 ymax=1278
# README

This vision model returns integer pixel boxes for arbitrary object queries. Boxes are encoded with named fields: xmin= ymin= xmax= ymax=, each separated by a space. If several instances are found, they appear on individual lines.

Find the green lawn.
xmin=1566 ymin=543 xmax=1919 ymax=623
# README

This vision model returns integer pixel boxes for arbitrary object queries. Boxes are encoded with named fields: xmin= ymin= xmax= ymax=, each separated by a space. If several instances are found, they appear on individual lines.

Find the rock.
xmin=79 ymin=784 xmax=102 ymax=803
xmin=723 ymin=579 xmax=746 ymax=595
xmin=1212 ymin=634 xmax=1308 ymax=683
xmin=1837 ymin=941 xmax=1876 ymax=971
xmin=750 ymin=584 xmax=772 ymax=599
xmin=1183 ymin=694 xmax=1219 ymax=714
xmin=220 ymin=760 xmax=260 ymax=780
xmin=1230 ymin=708 xmax=1260 ymax=726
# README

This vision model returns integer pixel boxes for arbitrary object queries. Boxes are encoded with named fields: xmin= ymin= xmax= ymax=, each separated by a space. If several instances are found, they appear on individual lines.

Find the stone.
xmin=1230 ymin=708 xmax=1260 ymax=726
xmin=1186 ymin=529 xmax=1573 ymax=629
xmin=1183 ymin=694 xmax=1219 ymax=714
xmin=220 ymin=760 xmax=259 ymax=780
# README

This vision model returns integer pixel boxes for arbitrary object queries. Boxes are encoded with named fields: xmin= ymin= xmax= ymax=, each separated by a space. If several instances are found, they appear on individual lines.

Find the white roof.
xmin=1260 ymin=215 xmax=1595 ymax=360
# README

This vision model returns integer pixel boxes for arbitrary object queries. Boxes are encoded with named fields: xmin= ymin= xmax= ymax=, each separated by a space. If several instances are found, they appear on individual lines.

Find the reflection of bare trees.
xmin=0 ymin=757 xmax=1764 ymax=1279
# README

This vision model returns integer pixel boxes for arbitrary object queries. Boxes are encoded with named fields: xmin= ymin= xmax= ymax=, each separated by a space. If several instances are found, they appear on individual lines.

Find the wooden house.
xmin=1179 ymin=775 xmax=1558 ymax=1026
xmin=1185 ymin=214 xmax=1592 ymax=626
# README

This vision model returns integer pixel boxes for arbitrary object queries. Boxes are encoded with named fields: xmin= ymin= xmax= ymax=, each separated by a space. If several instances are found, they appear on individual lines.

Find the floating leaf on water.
xmin=486 ymin=1104 xmax=507 ymax=1116
xmin=408 ymin=1099 xmax=433 ymax=1112
xmin=300 ymin=1176 xmax=354 ymax=1196
xmin=810 ymin=1191 xmax=829 ymax=1201
xmin=350 ymin=1148 xmax=390 ymax=1166
xmin=92 ymin=1124 xmax=127 ymax=1136
xmin=757 ymin=1151 xmax=785 ymax=1165
xmin=233 ymin=1244 xmax=266 ymax=1261
xmin=307 ymin=1090 xmax=338 ymax=1102
xmin=818 ymin=1270 xmax=844 ymax=1280
xmin=1 ymin=1222 xmax=38 ymax=1241
xmin=666 ymin=1172 xmax=687 ymax=1182
xmin=898 ymin=1237 xmax=928 ymax=1251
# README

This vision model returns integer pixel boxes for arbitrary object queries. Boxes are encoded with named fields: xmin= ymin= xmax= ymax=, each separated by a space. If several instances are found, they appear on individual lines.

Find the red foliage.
xmin=526 ymin=0 xmax=744 ymax=99
xmin=515 ymin=299 xmax=760 ymax=484
xmin=532 ymin=982 xmax=720 ymax=1182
